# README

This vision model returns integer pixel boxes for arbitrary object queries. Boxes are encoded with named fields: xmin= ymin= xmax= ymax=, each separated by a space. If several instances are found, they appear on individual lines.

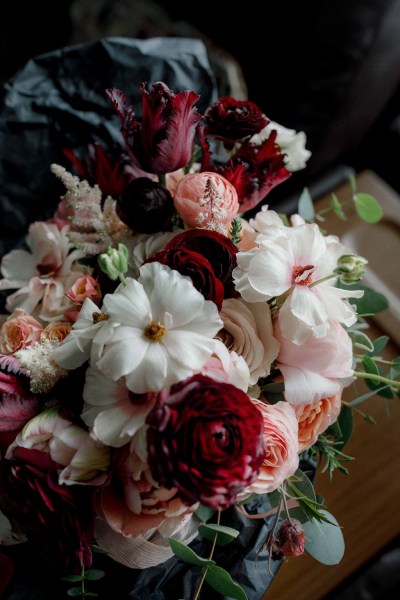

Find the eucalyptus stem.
xmin=81 ymin=564 xmax=86 ymax=597
xmin=193 ymin=510 xmax=221 ymax=600
xmin=353 ymin=371 xmax=400 ymax=387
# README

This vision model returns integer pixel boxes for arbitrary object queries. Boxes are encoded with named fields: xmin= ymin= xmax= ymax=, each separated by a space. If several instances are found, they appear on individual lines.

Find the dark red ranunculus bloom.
xmin=0 ymin=447 xmax=95 ymax=574
xmin=64 ymin=143 xmax=130 ymax=198
xmin=200 ymin=127 xmax=291 ymax=213
xmin=204 ymin=96 xmax=268 ymax=145
xmin=117 ymin=177 xmax=175 ymax=233
xmin=146 ymin=374 xmax=265 ymax=510
xmin=146 ymin=229 xmax=238 ymax=309
xmin=107 ymin=82 xmax=201 ymax=175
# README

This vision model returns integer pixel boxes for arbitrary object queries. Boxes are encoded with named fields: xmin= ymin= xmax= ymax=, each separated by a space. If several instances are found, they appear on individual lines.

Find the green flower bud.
xmin=335 ymin=254 xmax=368 ymax=283
xmin=98 ymin=244 xmax=128 ymax=282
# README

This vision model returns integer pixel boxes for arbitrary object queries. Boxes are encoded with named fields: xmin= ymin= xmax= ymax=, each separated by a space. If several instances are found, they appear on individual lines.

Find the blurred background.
xmin=1 ymin=1 xmax=400 ymax=599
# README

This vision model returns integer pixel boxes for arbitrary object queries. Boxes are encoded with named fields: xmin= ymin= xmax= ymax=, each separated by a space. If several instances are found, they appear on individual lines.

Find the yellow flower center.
xmin=92 ymin=312 xmax=110 ymax=324
xmin=144 ymin=321 xmax=166 ymax=342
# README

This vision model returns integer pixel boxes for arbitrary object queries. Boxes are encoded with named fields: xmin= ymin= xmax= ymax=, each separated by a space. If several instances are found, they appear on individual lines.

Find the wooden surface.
xmin=265 ymin=171 xmax=400 ymax=599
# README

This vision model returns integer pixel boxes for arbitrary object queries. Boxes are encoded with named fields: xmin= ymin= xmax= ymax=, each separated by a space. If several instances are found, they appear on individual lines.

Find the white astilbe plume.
xmin=16 ymin=337 xmax=68 ymax=394
xmin=51 ymin=164 xmax=131 ymax=256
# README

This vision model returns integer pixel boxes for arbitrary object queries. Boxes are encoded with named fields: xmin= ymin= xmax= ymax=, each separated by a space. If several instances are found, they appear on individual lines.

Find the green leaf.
xmin=169 ymin=538 xmax=215 ymax=567
xmin=289 ymin=469 xmax=316 ymax=502
xmin=362 ymin=355 xmax=381 ymax=389
xmin=389 ymin=356 xmax=400 ymax=378
xmin=204 ymin=565 xmax=248 ymax=600
xmin=84 ymin=570 xmax=105 ymax=581
xmin=198 ymin=524 xmax=240 ymax=546
xmin=195 ymin=504 xmax=215 ymax=523
xmin=267 ymin=489 xmax=281 ymax=508
xmin=349 ymin=385 xmax=391 ymax=406
xmin=349 ymin=330 xmax=374 ymax=352
xmin=67 ymin=588 xmax=85 ymax=597
xmin=330 ymin=193 xmax=346 ymax=220
xmin=353 ymin=193 xmax=383 ymax=223
xmin=339 ymin=284 xmax=389 ymax=315
xmin=63 ymin=575 xmax=84 ymax=583
xmin=367 ymin=335 xmax=389 ymax=357
xmin=303 ymin=510 xmax=345 ymax=565
xmin=336 ymin=404 xmax=353 ymax=448
xmin=297 ymin=188 xmax=315 ymax=221
xmin=260 ymin=381 xmax=285 ymax=394
xmin=349 ymin=174 xmax=357 ymax=196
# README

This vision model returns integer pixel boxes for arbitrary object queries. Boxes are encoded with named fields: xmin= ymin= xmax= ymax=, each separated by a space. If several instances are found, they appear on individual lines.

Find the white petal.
xmin=280 ymin=365 xmax=342 ymax=405
xmin=318 ymin=286 xmax=359 ymax=327
xmin=96 ymin=334 xmax=148 ymax=381
xmin=125 ymin=343 xmax=168 ymax=393
xmin=164 ymin=330 xmax=216 ymax=373
xmin=289 ymin=286 xmax=328 ymax=328
xmin=0 ymin=250 xmax=36 ymax=286
xmin=103 ymin=278 xmax=151 ymax=327
xmin=247 ymin=248 xmax=291 ymax=297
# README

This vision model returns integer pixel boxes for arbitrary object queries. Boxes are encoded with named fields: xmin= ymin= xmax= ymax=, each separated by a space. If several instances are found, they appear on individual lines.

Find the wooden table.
xmin=265 ymin=171 xmax=400 ymax=599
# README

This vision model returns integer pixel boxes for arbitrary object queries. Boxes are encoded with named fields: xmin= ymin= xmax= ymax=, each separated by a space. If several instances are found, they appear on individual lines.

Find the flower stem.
xmin=353 ymin=371 xmax=400 ymax=387
xmin=118 ymin=273 xmax=127 ymax=286
xmin=158 ymin=174 xmax=167 ymax=186
xmin=193 ymin=511 xmax=221 ymax=600
xmin=309 ymin=273 xmax=337 ymax=288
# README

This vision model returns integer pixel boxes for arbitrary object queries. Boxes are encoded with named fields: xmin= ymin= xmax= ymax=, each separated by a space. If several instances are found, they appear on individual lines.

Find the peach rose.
xmin=244 ymin=400 xmax=299 ymax=495
xmin=66 ymin=275 xmax=102 ymax=305
xmin=0 ymin=310 xmax=42 ymax=354
xmin=173 ymin=172 xmax=239 ymax=232
xmin=42 ymin=321 xmax=72 ymax=343
xmin=218 ymin=298 xmax=279 ymax=384
xmin=292 ymin=392 xmax=342 ymax=452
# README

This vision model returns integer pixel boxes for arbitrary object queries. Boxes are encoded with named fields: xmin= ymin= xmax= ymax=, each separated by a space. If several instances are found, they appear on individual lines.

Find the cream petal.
xmin=103 ymin=278 xmax=151 ymax=327
xmin=125 ymin=343 xmax=168 ymax=393
xmin=280 ymin=364 xmax=342 ymax=405
xmin=96 ymin=335 xmax=149 ymax=381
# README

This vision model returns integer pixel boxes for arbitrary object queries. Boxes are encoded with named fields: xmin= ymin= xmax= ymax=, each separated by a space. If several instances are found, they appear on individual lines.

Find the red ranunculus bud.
xmin=146 ymin=374 xmax=265 ymax=510
xmin=117 ymin=177 xmax=175 ymax=233
xmin=204 ymin=96 xmax=268 ymax=145
xmin=277 ymin=518 xmax=306 ymax=557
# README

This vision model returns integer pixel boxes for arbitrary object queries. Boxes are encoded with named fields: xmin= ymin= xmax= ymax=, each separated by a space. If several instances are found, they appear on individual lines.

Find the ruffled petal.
xmin=280 ymin=365 xmax=342 ymax=405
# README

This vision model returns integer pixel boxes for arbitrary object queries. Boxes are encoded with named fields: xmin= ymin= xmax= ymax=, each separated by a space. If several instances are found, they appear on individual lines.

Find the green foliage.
xmin=169 ymin=538 xmax=215 ymax=567
xmin=353 ymin=193 xmax=383 ymax=223
xmin=339 ymin=284 xmax=389 ymax=316
xmin=297 ymin=188 xmax=315 ymax=221
xmin=286 ymin=471 xmax=334 ymax=524
xmin=195 ymin=504 xmax=215 ymax=523
xmin=198 ymin=524 xmax=240 ymax=546
xmin=303 ymin=510 xmax=345 ymax=565
xmin=317 ymin=435 xmax=355 ymax=480
xmin=228 ymin=217 xmax=243 ymax=246
xmin=204 ymin=565 xmax=248 ymax=600
xmin=330 ymin=193 xmax=346 ymax=220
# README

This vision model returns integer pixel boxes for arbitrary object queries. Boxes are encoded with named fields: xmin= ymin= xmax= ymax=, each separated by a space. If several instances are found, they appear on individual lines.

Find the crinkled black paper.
xmin=0 ymin=37 xmax=217 ymax=258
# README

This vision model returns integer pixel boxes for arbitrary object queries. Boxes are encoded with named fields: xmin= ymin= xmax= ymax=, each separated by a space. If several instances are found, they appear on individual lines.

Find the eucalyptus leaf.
xmin=67 ymin=588 xmax=85 ymax=597
xmin=367 ymin=335 xmax=389 ymax=357
xmin=349 ymin=385 xmax=391 ymax=406
xmin=198 ymin=523 xmax=240 ymax=546
xmin=169 ymin=538 xmax=215 ymax=567
xmin=389 ymin=356 xmax=400 ymax=378
xmin=353 ymin=193 xmax=383 ymax=223
xmin=63 ymin=575 xmax=84 ymax=583
xmin=84 ymin=570 xmax=105 ymax=581
xmin=349 ymin=330 xmax=374 ymax=352
xmin=303 ymin=510 xmax=345 ymax=565
xmin=297 ymin=187 xmax=315 ymax=221
xmin=196 ymin=504 xmax=215 ymax=523
xmin=289 ymin=469 xmax=316 ymax=502
xmin=338 ymin=284 xmax=389 ymax=315
xmin=205 ymin=564 xmax=248 ymax=600
xmin=330 ymin=193 xmax=346 ymax=220
xmin=336 ymin=404 xmax=353 ymax=448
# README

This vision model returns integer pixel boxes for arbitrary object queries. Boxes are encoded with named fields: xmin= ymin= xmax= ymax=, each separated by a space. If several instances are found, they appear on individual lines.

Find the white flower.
xmin=234 ymin=223 xmax=363 ymax=345
xmin=251 ymin=121 xmax=311 ymax=171
xmin=16 ymin=337 xmax=68 ymax=393
xmin=0 ymin=221 xmax=88 ymax=321
xmin=82 ymin=366 xmax=157 ymax=447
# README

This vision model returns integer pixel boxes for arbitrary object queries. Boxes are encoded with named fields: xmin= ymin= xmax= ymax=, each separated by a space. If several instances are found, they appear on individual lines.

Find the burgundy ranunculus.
xmin=146 ymin=229 xmax=238 ymax=308
xmin=204 ymin=96 xmax=268 ymax=145
xmin=64 ymin=143 xmax=130 ymax=198
xmin=200 ymin=127 xmax=291 ymax=213
xmin=146 ymin=374 xmax=265 ymax=510
xmin=117 ymin=177 xmax=175 ymax=233
xmin=0 ymin=447 xmax=94 ymax=574
xmin=107 ymin=82 xmax=201 ymax=175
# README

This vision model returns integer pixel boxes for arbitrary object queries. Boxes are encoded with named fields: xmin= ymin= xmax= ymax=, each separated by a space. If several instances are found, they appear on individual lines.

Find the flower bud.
xmin=277 ymin=518 xmax=305 ymax=557
xmin=98 ymin=244 xmax=128 ymax=281
xmin=335 ymin=254 xmax=368 ymax=283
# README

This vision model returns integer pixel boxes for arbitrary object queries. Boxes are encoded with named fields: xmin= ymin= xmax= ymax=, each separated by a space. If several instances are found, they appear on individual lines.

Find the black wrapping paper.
xmin=0 ymin=37 xmax=280 ymax=599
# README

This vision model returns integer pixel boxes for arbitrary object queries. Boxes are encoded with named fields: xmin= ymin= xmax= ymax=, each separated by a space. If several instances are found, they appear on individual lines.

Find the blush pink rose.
xmin=243 ymin=400 xmax=299 ymax=495
xmin=173 ymin=172 xmax=239 ymax=232
xmin=0 ymin=310 xmax=42 ymax=355
xmin=42 ymin=321 xmax=72 ymax=343
xmin=292 ymin=392 xmax=342 ymax=452
xmin=66 ymin=275 xmax=102 ymax=305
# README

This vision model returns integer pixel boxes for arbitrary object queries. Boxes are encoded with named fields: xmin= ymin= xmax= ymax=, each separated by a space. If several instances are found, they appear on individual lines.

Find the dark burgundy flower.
xmin=117 ymin=177 xmax=175 ymax=233
xmin=107 ymin=82 xmax=201 ymax=175
xmin=277 ymin=518 xmax=305 ymax=557
xmin=0 ymin=447 xmax=95 ymax=574
xmin=200 ymin=127 xmax=291 ymax=213
xmin=146 ymin=374 xmax=265 ymax=510
xmin=146 ymin=229 xmax=238 ymax=308
xmin=64 ymin=143 xmax=130 ymax=198
xmin=204 ymin=96 xmax=268 ymax=146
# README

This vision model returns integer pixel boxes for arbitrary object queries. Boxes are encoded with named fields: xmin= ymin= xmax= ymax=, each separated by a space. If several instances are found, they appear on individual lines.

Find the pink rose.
xmin=244 ymin=400 xmax=299 ymax=495
xmin=0 ymin=310 xmax=42 ymax=355
xmin=42 ymin=321 xmax=72 ymax=343
xmin=173 ymin=172 xmax=239 ymax=232
xmin=66 ymin=275 xmax=102 ymax=305
xmin=292 ymin=392 xmax=342 ymax=452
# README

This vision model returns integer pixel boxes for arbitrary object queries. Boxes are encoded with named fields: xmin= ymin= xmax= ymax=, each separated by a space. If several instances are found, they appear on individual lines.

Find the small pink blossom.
xmin=173 ymin=172 xmax=239 ymax=233
xmin=66 ymin=275 xmax=102 ymax=305
xmin=0 ymin=310 xmax=42 ymax=355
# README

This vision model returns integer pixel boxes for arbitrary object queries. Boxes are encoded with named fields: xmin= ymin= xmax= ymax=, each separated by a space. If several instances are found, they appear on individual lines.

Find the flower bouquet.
xmin=0 ymin=72 xmax=399 ymax=600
